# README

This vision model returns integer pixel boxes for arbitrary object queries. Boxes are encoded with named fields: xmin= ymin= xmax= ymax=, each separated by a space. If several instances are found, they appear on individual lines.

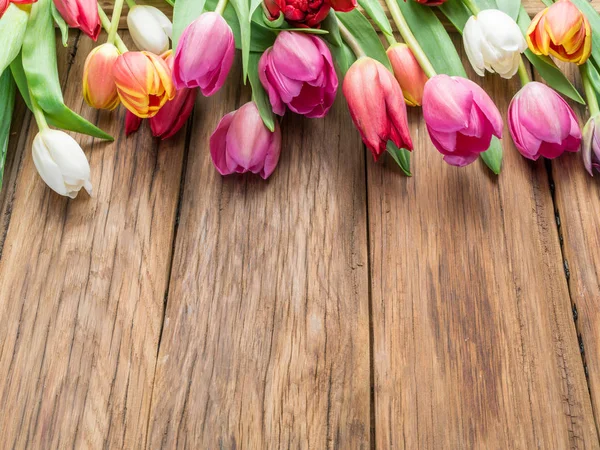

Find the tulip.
xmin=32 ymin=129 xmax=92 ymax=198
xmin=53 ymin=0 xmax=100 ymax=40
xmin=0 ymin=0 xmax=37 ymax=17
xmin=210 ymin=102 xmax=282 ymax=179
xmin=414 ymin=0 xmax=447 ymax=5
xmin=527 ymin=0 xmax=591 ymax=65
xmin=463 ymin=9 xmax=527 ymax=79
xmin=422 ymin=75 xmax=503 ymax=167
xmin=386 ymin=43 xmax=428 ymax=107
xmin=259 ymin=32 xmax=337 ymax=118
xmin=583 ymin=114 xmax=600 ymax=175
xmin=113 ymin=51 xmax=176 ymax=118
xmin=127 ymin=5 xmax=172 ymax=55
xmin=173 ymin=12 xmax=234 ymax=96
xmin=82 ymin=43 xmax=120 ymax=110
xmin=508 ymin=82 xmax=581 ymax=160
xmin=264 ymin=0 xmax=355 ymax=28
xmin=343 ymin=57 xmax=413 ymax=160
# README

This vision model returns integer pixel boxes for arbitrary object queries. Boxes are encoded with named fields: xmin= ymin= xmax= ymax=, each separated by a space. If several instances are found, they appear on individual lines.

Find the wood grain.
xmin=146 ymin=62 xmax=371 ymax=448
xmin=0 ymin=33 xmax=186 ymax=449
xmin=367 ymin=56 xmax=600 ymax=447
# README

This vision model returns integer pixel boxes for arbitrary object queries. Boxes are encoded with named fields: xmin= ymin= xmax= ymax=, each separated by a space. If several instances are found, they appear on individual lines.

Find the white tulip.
xmin=127 ymin=5 xmax=173 ymax=55
xmin=32 ymin=129 xmax=92 ymax=199
xmin=463 ymin=9 xmax=527 ymax=79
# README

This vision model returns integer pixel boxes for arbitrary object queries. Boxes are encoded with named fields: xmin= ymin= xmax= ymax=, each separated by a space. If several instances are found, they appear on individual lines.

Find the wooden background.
xmin=2 ymin=2 xmax=600 ymax=448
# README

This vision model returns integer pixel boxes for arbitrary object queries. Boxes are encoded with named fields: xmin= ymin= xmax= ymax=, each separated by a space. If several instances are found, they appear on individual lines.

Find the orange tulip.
xmin=526 ymin=0 xmax=591 ymax=65
xmin=112 ymin=51 xmax=176 ymax=118
xmin=386 ymin=43 xmax=428 ymax=107
xmin=82 ymin=43 xmax=120 ymax=110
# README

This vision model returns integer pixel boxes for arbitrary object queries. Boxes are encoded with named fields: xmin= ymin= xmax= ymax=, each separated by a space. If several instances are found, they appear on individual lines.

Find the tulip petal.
xmin=328 ymin=0 xmax=356 ymax=12
xmin=210 ymin=111 xmax=236 ymax=175
xmin=271 ymin=32 xmax=324 ymax=82
xmin=422 ymin=75 xmax=472 ymax=133
xmin=455 ymin=77 xmax=503 ymax=139
xmin=443 ymin=152 xmax=479 ymax=167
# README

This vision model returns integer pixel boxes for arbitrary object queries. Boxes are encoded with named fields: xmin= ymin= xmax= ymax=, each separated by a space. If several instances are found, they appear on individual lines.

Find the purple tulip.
xmin=210 ymin=102 xmax=282 ymax=179
xmin=509 ymin=82 xmax=581 ymax=160
xmin=422 ymin=75 xmax=503 ymax=167
xmin=259 ymin=31 xmax=338 ymax=118
xmin=583 ymin=114 xmax=600 ymax=175
xmin=173 ymin=12 xmax=235 ymax=96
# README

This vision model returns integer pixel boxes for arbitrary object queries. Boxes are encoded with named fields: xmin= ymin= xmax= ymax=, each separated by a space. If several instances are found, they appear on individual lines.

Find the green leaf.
xmin=480 ymin=137 xmax=503 ymax=174
xmin=585 ymin=60 xmax=600 ymax=98
xmin=229 ymin=0 xmax=251 ymax=81
xmin=539 ymin=0 xmax=553 ymax=7
xmin=0 ymin=4 xmax=29 ymax=75
xmin=263 ymin=10 xmax=285 ymax=28
xmin=51 ymin=1 xmax=69 ymax=47
xmin=438 ymin=0 xmax=470 ymax=33
xmin=22 ymin=0 xmax=112 ymax=140
xmin=248 ymin=52 xmax=276 ymax=132
xmin=250 ymin=0 xmax=263 ymax=19
xmin=386 ymin=142 xmax=412 ymax=176
xmin=0 ymin=70 xmax=16 ymax=191
xmin=358 ymin=0 xmax=394 ymax=40
xmin=494 ymin=0 xmax=520 ymax=20
xmin=321 ymin=10 xmax=343 ymax=47
xmin=335 ymin=9 xmax=391 ymax=71
xmin=172 ymin=0 xmax=207 ymax=49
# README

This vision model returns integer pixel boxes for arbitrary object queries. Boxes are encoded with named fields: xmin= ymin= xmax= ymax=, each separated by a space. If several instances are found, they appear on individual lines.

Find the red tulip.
xmin=0 ymin=0 xmax=37 ymax=17
xmin=343 ymin=57 xmax=413 ymax=160
xmin=53 ymin=0 xmax=100 ymax=40
xmin=414 ymin=0 xmax=447 ymax=6
xmin=264 ymin=0 xmax=355 ymax=28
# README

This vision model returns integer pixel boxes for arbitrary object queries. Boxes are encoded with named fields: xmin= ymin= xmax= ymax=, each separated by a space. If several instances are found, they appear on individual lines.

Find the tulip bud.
xmin=508 ymin=82 xmax=581 ymax=160
xmin=422 ymin=75 xmax=503 ymax=167
xmin=32 ymin=129 xmax=92 ymax=198
xmin=210 ymin=102 xmax=282 ymax=179
xmin=113 ymin=51 xmax=176 ymax=118
xmin=343 ymin=57 xmax=413 ymax=160
xmin=386 ymin=43 xmax=428 ymax=107
xmin=527 ymin=0 xmax=591 ymax=65
xmin=583 ymin=114 xmax=600 ymax=175
xmin=463 ymin=9 xmax=527 ymax=79
xmin=259 ymin=32 xmax=338 ymax=118
xmin=1 ymin=0 xmax=37 ymax=17
xmin=82 ymin=43 xmax=120 ymax=110
xmin=53 ymin=0 xmax=100 ymax=40
xmin=173 ymin=12 xmax=234 ymax=96
xmin=127 ymin=5 xmax=172 ymax=55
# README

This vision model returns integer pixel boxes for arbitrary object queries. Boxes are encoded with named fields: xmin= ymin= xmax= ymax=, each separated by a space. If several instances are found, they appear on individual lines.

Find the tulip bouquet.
xmin=0 ymin=0 xmax=599 ymax=198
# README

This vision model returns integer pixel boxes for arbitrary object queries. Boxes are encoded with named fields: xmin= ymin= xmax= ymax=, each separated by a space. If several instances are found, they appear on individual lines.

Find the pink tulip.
xmin=259 ymin=31 xmax=338 ymax=118
xmin=422 ymin=74 xmax=503 ymax=167
xmin=173 ymin=12 xmax=235 ymax=96
xmin=509 ymin=82 xmax=581 ymax=160
xmin=583 ymin=114 xmax=600 ymax=175
xmin=53 ymin=0 xmax=100 ymax=40
xmin=342 ymin=57 xmax=413 ymax=160
xmin=210 ymin=102 xmax=282 ymax=179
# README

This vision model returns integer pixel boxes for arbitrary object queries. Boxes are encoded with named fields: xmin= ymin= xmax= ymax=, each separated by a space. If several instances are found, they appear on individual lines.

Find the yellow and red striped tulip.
xmin=82 ymin=43 xmax=120 ymax=110
xmin=526 ymin=0 xmax=591 ymax=65
xmin=112 ymin=51 xmax=176 ymax=118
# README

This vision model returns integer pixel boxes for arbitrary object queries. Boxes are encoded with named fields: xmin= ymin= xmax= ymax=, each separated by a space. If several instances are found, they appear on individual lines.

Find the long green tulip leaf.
xmin=480 ymin=138 xmax=502 ymax=174
xmin=387 ymin=142 xmax=412 ymax=177
xmin=0 ymin=5 xmax=29 ymax=75
xmin=358 ymin=0 xmax=394 ymax=41
xmin=248 ymin=52 xmax=276 ymax=132
xmin=228 ymin=0 xmax=251 ymax=81
xmin=51 ymin=1 xmax=69 ymax=47
xmin=172 ymin=0 xmax=207 ymax=49
xmin=0 ymin=70 xmax=16 ymax=191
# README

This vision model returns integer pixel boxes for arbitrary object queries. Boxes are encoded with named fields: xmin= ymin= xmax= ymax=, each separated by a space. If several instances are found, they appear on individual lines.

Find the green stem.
xmin=98 ymin=5 xmax=129 ymax=53
xmin=108 ymin=0 xmax=125 ymax=45
xmin=337 ymin=19 xmax=366 ymax=58
xmin=125 ymin=0 xmax=136 ymax=8
xmin=517 ymin=58 xmax=530 ymax=86
xmin=384 ymin=0 xmax=436 ymax=78
xmin=214 ymin=0 xmax=229 ymax=15
xmin=581 ymin=64 xmax=600 ymax=115
xmin=384 ymin=32 xmax=397 ymax=46
xmin=164 ymin=0 xmax=174 ymax=5
xmin=462 ymin=0 xmax=480 ymax=16
xmin=30 ymin=94 xmax=48 ymax=131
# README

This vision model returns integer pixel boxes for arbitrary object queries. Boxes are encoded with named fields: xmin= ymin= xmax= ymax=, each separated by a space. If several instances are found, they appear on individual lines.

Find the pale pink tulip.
xmin=583 ymin=114 xmax=600 ymax=175
xmin=210 ymin=102 xmax=282 ymax=179
xmin=259 ymin=31 xmax=338 ymax=118
xmin=53 ymin=0 xmax=100 ymax=40
xmin=173 ymin=12 xmax=235 ymax=96
xmin=342 ymin=57 xmax=412 ymax=160
xmin=422 ymin=74 xmax=503 ymax=167
xmin=509 ymin=82 xmax=580 ymax=160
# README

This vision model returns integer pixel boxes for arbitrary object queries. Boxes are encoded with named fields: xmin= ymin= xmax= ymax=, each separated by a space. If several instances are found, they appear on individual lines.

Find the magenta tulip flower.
xmin=210 ymin=102 xmax=282 ymax=179
xmin=342 ymin=57 xmax=413 ymax=160
xmin=259 ymin=31 xmax=338 ymax=118
xmin=53 ymin=0 xmax=100 ymax=40
xmin=509 ymin=82 xmax=581 ymax=161
xmin=173 ymin=12 xmax=235 ymax=96
xmin=422 ymin=74 xmax=503 ymax=167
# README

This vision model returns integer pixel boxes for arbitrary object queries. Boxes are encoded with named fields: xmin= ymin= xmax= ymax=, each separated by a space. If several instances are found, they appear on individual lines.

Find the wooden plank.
xmin=0 ymin=33 xmax=186 ymax=449
xmin=546 ymin=63 xmax=600 ymax=437
xmin=367 ymin=57 xmax=600 ymax=447
xmin=146 ymin=62 xmax=371 ymax=448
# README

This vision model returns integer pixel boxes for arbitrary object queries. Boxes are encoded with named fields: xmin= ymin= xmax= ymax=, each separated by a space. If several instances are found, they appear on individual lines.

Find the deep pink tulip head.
xmin=582 ymin=114 xmax=600 ymax=175
xmin=342 ymin=57 xmax=413 ymax=160
xmin=173 ymin=12 xmax=235 ymax=96
xmin=509 ymin=82 xmax=581 ymax=161
xmin=422 ymin=74 xmax=503 ymax=167
xmin=53 ymin=0 xmax=100 ymax=40
xmin=210 ymin=102 xmax=282 ymax=179
xmin=259 ymin=31 xmax=338 ymax=119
